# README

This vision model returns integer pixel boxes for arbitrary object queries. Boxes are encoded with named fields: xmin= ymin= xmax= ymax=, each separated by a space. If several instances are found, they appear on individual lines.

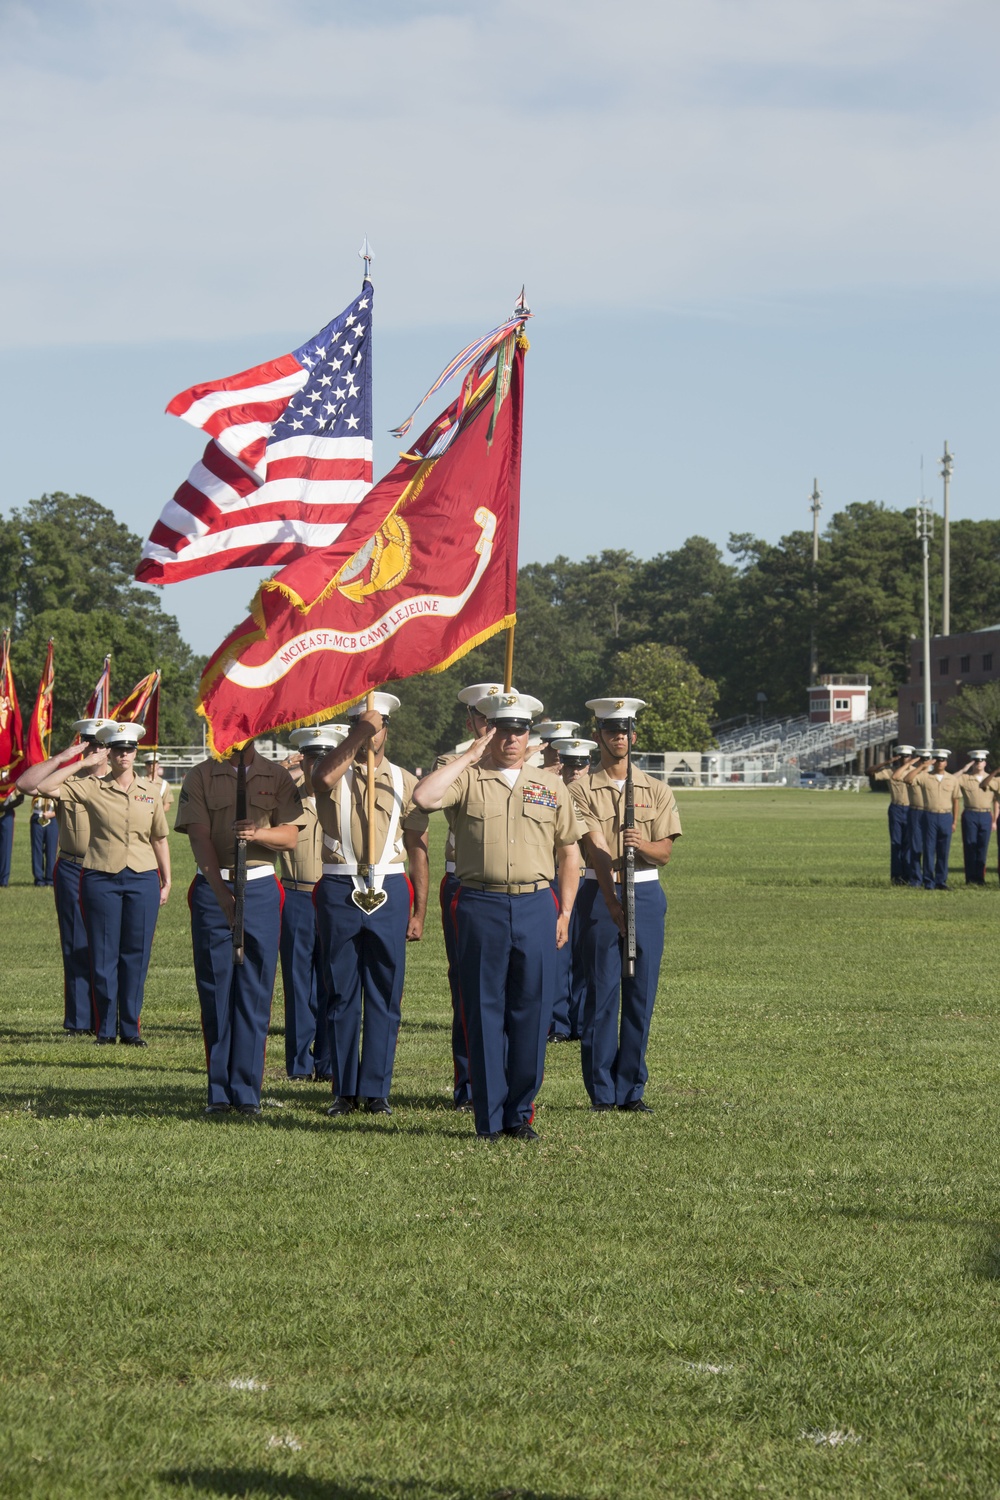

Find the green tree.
xmin=608 ymin=642 xmax=718 ymax=750
xmin=943 ymin=682 xmax=1000 ymax=763
xmin=1 ymin=494 xmax=204 ymax=746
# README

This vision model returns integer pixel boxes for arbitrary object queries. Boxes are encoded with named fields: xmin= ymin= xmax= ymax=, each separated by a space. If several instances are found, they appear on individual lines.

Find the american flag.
xmin=136 ymin=286 xmax=373 ymax=584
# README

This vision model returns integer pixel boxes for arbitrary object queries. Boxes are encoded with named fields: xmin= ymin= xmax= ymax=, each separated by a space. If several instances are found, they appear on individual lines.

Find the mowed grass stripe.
xmin=2 ymin=789 xmax=1000 ymax=1499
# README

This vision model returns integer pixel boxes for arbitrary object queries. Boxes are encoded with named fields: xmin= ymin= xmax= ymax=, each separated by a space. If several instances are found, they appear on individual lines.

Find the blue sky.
xmin=2 ymin=0 xmax=998 ymax=654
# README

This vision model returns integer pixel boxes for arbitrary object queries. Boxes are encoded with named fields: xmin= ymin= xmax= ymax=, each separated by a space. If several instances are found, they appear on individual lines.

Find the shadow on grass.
xmin=0 ymin=1083 xmax=207 ymax=1118
xmin=398 ymin=1020 xmax=451 ymax=1033
xmin=162 ymin=1469 xmax=584 ymax=1500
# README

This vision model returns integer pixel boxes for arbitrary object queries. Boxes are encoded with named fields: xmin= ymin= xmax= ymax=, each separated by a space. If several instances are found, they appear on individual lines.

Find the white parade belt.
xmin=445 ymin=860 xmax=456 ymax=874
xmin=216 ymin=865 xmax=276 ymax=883
xmin=326 ymin=765 xmax=405 ymax=908
xmin=583 ymin=867 xmax=660 ymax=884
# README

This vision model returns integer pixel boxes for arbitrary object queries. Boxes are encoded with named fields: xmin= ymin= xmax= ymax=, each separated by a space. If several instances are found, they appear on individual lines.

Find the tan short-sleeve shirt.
xmin=872 ymin=767 xmax=911 ymax=807
xmin=570 ymin=767 xmax=682 ymax=872
xmin=56 ymin=771 xmax=93 ymax=859
xmin=278 ymin=797 xmax=324 ymax=885
xmin=958 ymin=773 xmax=994 ymax=812
xmin=911 ymin=770 xmax=960 ymax=814
xmin=175 ymin=753 xmax=305 ymax=868
xmin=58 ymin=773 xmax=169 ymax=874
xmin=440 ymin=765 xmax=583 ymax=886
xmin=315 ymin=761 xmax=427 ymax=870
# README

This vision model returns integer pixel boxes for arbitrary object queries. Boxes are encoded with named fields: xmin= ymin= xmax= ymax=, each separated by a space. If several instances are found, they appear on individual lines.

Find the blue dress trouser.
xmin=315 ymin=873 xmax=409 ymax=1100
xmin=54 ymin=858 xmax=92 ymax=1030
xmin=455 ymin=887 xmax=557 ymax=1137
xmin=440 ymin=872 xmax=471 ymax=1104
xmin=961 ymin=810 xmax=991 ymax=884
xmin=550 ymin=881 xmax=586 ymax=1040
xmin=906 ymin=806 xmax=924 ymax=886
xmin=922 ymin=811 xmax=953 ymax=889
xmin=278 ymin=886 xmax=329 ymax=1077
xmin=190 ymin=872 xmax=281 ymax=1108
xmin=0 ymin=807 xmax=14 ymax=885
xmin=577 ymin=877 xmax=666 ymax=1108
xmin=30 ymin=817 xmax=58 ymax=885
xmin=80 ymin=868 xmax=161 ymax=1040
xmin=887 ymin=803 xmax=910 ymax=884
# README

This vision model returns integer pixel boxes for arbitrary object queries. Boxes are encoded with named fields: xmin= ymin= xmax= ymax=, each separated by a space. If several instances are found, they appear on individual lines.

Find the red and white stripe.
xmin=137 ymin=351 xmax=372 ymax=585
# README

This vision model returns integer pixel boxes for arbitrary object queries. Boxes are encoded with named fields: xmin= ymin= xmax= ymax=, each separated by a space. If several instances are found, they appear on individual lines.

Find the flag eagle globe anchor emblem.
xmin=336 ymin=515 xmax=412 ymax=603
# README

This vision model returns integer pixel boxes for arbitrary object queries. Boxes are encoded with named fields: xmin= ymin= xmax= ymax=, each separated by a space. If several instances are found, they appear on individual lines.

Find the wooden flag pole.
xmin=352 ymin=688 xmax=388 ymax=912
xmin=503 ymin=625 xmax=515 ymax=694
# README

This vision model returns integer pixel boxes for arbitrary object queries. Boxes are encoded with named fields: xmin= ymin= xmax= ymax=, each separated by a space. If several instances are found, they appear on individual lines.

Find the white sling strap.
xmin=324 ymin=764 xmax=405 ymax=895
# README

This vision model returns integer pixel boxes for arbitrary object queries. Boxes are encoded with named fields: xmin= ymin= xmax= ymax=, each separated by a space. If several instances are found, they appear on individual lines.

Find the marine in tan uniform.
xmin=413 ymin=690 xmax=582 ymax=1142
xmin=899 ymin=748 xmax=959 ymax=890
xmin=143 ymin=756 xmax=174 ymax=815
xmin=570 ymin=697 xmax=682 ymax=1113
xmin=892 ymin=749 xmax=930 ymax=887
xmin=34 ymin=721 xmax=171 ymax=1045
xmin=278 ymin=724 xmax=349 ymax=1079
xmin=311 ymin=694 xmax=429 ymax=1118
xmin=17 ymin=717 xmax=115 ymax=1031
xmin=175 ymin=742 xmax=305 ymax=1116
xmin=955 ymin=751 xmax=995 ymax=885
xmin=869 ymin=743 xmax=915 ymax=884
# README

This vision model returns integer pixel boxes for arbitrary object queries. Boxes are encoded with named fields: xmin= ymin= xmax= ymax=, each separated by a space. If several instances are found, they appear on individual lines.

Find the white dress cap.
xmin=585 ymin=697 xmax=647 ymax=720
xmin=95 ymin=721 xmax=145 ymax=748
xmin=895 ymin=744 xmax=915 ymax=756
xmin=931 ymin=748 xmax=951 ymax=759
xmin=535 ymin=720 xmax=581 ymax=741
xmin=477 ymin=690 xmax=544 ymax=722
xmin=970 ymin=750 xmax=989 ymax=760
xmin=288 ymin=724 xmax=349 ymax=752
xmin=552 ymin=737 xmax=598 ymax=758
xmin=72 ymin=717 xmax=116 ymax=739
xmin=346 ymin=692 xmax=401 ymax=719
xmin=919 ymin=747 xmax=935 ymax=757
xmin=457 ymin=682 xmax=507 ymax=707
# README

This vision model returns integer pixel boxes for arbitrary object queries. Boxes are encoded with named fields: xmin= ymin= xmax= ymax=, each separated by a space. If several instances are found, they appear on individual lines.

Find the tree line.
xmin=4 ymin=493 xmax=998 ymax=770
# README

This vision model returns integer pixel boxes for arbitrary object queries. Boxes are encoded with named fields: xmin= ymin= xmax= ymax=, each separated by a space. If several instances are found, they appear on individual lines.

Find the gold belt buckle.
xmin=357 ymin=861 xmax=371 ymax=879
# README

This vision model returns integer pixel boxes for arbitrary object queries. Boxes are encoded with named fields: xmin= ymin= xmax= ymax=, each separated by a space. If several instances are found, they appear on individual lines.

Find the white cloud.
xmin=1 ymin=0 xmax=998 ymax=347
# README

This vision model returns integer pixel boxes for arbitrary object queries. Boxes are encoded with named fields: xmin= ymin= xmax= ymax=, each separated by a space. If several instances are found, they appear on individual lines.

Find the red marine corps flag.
xmin=111 ymin=670 xmax=160 ymax=741
xmin=198 ymin=331 xmax=528 ymax=756
xmin=24 ymin=637 xmax=55 ymax=769
xmin=0 ymin=628 xmax=25 ymax=800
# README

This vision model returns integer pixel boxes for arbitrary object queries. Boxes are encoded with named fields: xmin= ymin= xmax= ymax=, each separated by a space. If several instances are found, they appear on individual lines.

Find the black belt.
xmin=57 ymin=853 xmax=85 ymax=867
xmin=282 ymin=879 xmax=317 ymax=892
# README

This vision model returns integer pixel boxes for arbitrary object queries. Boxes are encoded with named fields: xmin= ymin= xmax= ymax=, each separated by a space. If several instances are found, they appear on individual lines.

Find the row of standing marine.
xmin=870 ymin=746 xmax=998 ymax=889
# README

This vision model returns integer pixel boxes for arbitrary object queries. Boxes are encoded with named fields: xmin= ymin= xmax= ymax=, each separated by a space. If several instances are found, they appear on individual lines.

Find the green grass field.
xmin=2 ymin=790 xmax=1000 ymax=1499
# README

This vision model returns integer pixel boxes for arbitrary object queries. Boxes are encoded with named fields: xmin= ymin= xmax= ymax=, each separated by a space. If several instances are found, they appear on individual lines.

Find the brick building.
xmin=896 ymin=625 xmax=1000 ymax=746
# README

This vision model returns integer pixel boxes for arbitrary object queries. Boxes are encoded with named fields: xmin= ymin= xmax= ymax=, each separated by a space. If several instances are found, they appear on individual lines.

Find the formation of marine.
xmin=869 ymin=746 xmax=1000 ymax=889
xmin=13 ymin=682 xmax=682 ymax=1138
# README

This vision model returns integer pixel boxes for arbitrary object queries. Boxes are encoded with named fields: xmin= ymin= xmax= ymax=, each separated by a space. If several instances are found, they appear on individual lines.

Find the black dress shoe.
xmin=365 ymin=1097 xmax=392 ymax=1115
xmin=203 ymin=1103 xmax=231 ymax=1116
xmin=478 ymin=1131 xmax=503 ymax=1142
xmin=619 ymin=1099 xmax=653 ymax=1113
xmin=453 ymin=1099 xmax=474 ymax=1113
xmin=326 ymin=1096 xmax=357 ymax=1117
xmin=589 ymin=1101 xmax=614 ymax=1112
xmin=312 ymin=1071 xmax=333 ymax=1082
xmin=120 ymin=1036 xmax=148 ymax=1048
xmin=95 ymin=1036 xmax=117 ymax=1046
xmin=504 ymin=1123 xmax=540 ymax=1141
xmin=238 ymin=1103 xmax=262 ymax=1118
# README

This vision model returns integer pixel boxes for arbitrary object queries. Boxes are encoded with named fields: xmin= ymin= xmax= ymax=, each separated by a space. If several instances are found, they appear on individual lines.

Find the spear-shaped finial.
xmin=359 ymin=235 xmax=373 ymax=283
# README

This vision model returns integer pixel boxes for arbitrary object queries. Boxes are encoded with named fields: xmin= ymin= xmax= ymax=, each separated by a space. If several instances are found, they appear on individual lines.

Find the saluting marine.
xmin=33 ymin=721 xmax=172 ymax=1045
xmin=278 ymin=724 xmax=349 ymax=1080
xmin=311 ymin=694 xmax=429 ymax=1119
xmin=433 ymin=682 xmax=507 ymax=1111
xmin=897 ymin=749 xmax=959 ymax=891
xmin=571 ymin=698 xmax=681 ymax=1113
xmin=413 ymin=690 xmax=582 ymax=1142
xmin=175 ymin=741 xmax=305 ymax=1116
xmin=534 ymin=719 xmax=581 ymax=772
xmin=869 ymin=744 xmax=915 ymax=885
xmin=547 ymin=737 xmax=598 ymax=1043
xmin=18 ymin=718 xmax=115 ymax=1032
xmin=956 ymin=752 xmax=995 ymax=886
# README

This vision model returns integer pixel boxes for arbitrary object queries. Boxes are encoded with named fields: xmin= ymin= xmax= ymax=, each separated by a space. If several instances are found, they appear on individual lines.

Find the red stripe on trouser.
xmin=189 ymin=877 xmax=213 ymax=1078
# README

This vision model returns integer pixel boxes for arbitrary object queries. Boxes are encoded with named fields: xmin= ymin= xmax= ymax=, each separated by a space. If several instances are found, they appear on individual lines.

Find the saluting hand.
xmin=465 ymin=728 xmax=495 ymax=764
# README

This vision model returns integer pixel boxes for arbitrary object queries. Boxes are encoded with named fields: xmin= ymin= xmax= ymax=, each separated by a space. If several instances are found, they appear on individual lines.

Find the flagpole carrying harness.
xmin=323 ymin=764 xmax=405 ymax=894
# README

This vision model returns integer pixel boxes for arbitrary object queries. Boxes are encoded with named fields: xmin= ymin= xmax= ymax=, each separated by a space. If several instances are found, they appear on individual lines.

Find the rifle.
xmin=623 ymin=716 xmax=637 ymax=978
xmin=232 ymin=745 xmax=248 ymax=966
